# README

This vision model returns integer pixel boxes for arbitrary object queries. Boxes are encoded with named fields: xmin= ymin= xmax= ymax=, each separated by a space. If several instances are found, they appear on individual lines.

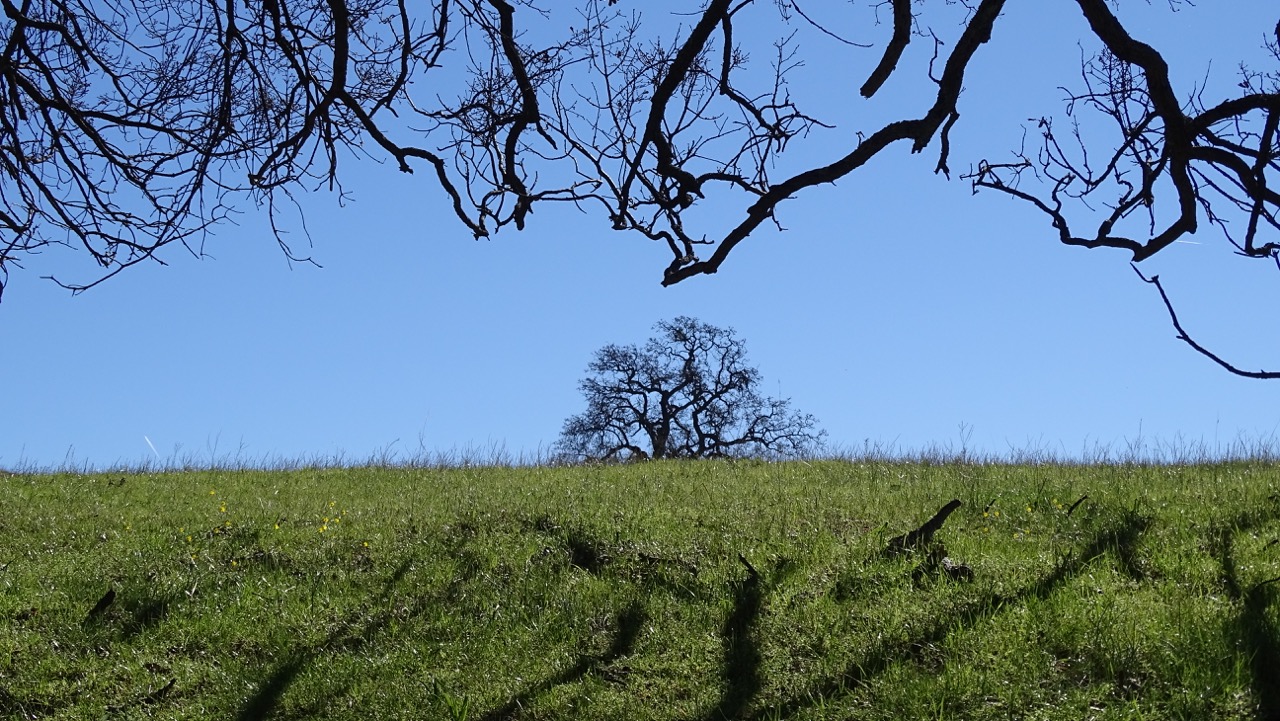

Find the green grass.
xmin=2 ymin=460 xmax=1279 ymax=719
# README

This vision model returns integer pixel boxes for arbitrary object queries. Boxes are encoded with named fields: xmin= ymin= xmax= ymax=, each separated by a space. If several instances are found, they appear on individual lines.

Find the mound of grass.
xmin=1 ymin=460 xmax=1278 ymax=719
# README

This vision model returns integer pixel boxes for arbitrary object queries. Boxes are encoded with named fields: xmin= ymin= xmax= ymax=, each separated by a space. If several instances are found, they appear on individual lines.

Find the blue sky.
xmin=3 ymin=2 xmax=1279 ymax=469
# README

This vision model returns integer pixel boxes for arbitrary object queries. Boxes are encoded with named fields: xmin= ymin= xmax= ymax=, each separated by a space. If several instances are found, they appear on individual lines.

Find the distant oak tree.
xmin=555 ymin=317 xmax=825 ymax=462
xmin=1 ymin=1 xmax=1277 ymax=374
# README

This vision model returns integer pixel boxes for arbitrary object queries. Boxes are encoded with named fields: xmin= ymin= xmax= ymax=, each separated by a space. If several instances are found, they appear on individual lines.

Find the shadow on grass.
xmin=477 ymin=600 xmax=647 ymax=721
xmin=119 ymin=593 xmax=172 ymax=640
xmin=745 ymin=508 xmax=1151 ymax=721
xmin=235 ymin=554 xmax=419 ymax=721
xmin=1241 ymin=582 xmax=1280 ymax=721
xmin=469 ymin=551 xmax=780 ymax=721
xmin=0 ymin=686 xmax=54 ymax=718
xmin=1211 ymin=505 xmax=1280 ymax=719
xmin=565 ymin=526 xmax=609 ymax=575
xmin=696 ymin=555 xmax=783 ymax=721
xmin=236 ymin=654 xmax=310 ymax=721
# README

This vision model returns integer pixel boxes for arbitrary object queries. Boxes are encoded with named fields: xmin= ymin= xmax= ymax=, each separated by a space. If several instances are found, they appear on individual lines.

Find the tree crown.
xmin=555 ymin=316 xmax=825 ymax=462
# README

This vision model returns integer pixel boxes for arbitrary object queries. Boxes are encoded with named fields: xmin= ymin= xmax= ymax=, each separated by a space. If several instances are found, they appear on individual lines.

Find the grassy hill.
xmin=2 ymin=460 xmax=1279 ymax=719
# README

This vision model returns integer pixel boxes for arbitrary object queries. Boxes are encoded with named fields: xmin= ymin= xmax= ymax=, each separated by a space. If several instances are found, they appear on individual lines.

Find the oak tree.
xmin=555 ymin=317 xmax=824 ymax=461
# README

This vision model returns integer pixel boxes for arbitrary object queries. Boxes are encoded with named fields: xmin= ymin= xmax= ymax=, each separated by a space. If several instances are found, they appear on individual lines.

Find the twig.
xmin=1132 ymin=265 xmax=1280 ymax=379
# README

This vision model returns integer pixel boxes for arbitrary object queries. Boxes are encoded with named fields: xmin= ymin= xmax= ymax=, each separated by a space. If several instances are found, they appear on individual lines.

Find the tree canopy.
xmin=555 ymin=317 xmax=824 ymax=462
xmin=1 ymin=1 xmax=1277 ymax=373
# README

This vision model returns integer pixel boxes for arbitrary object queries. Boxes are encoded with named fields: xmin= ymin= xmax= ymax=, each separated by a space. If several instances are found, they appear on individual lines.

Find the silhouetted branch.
xmin=860 ymin=0 xmax=911 ymax=98
xmin=1133 ymin=265 xmax=1280 ymax=379
xmin=4 ymin=1 xmax=1280 ymax=378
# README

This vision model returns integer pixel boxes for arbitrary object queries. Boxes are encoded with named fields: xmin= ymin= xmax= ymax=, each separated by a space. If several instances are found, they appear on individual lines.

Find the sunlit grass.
xmin=1 ymin=460 xmax=1278 ymax=719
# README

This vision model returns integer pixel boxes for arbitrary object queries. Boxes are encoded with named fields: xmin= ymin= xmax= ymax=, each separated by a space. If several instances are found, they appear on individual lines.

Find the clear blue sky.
xmin=3 ymin=2 xmax=1279 ymax=469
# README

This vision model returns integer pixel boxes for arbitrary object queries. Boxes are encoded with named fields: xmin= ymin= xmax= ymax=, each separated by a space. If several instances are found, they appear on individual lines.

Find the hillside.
xmin=2 ymin=460 xmax=1278 ymax=719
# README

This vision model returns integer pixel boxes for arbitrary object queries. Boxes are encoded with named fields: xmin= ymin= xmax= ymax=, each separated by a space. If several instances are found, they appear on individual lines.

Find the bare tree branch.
xmin=860 ymin=0 xmax=911 ymax=98
xmin=2 ymin=1 xmax=1279 ymax=379
xmin=1132 ymin=264 xmax=1280 ymax=379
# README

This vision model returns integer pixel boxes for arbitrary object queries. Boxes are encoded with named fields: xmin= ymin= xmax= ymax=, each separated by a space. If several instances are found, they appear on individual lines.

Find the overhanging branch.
xmin=1132 ymin=264 xmax=1280 ymax=379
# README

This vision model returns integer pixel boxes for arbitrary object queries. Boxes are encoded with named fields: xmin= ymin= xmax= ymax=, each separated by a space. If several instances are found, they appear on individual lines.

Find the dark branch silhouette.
xmin=2 ymin=1 xmax=1277 ymax=376
xmin=1131 ymin=265 xmax=1280 ymax=378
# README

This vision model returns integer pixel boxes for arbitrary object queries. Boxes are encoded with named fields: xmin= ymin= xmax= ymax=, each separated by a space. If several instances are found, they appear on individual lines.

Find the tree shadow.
xmin=0 ymin=686 xmax=54 ymax=718
xmin=1211 ymin=509 xmax=1280 ymax=719
xmin=119 ymin=593 xmax=172 ymax=640
xmin=235 ymin=554 xmax=419 ymax=721
xmin=477 ymin=600 xmax=647 ymax=721
xmin=1241 ymin=582 xmax=1280 ymax=720
xmin=469 ymin=551 xmax=778 ymax=721
xmin=697 ymin=555 xmax=775 ymax=721
xmin=236 ymin=654 xmax=310 ymax=721
xmin=565 ymin=526 xmax=609 ymax=575
xmin=746 ymin=509 xmax=1151 ymax=720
